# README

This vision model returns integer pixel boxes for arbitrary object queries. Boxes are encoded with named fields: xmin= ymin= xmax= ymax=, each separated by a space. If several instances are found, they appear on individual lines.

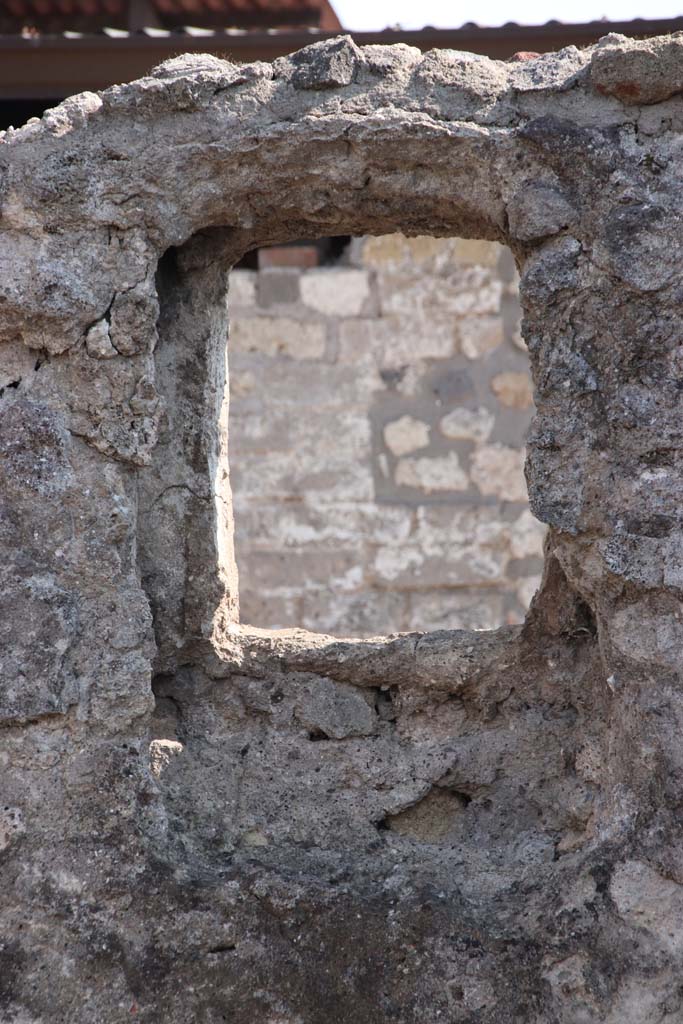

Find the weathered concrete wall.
xmin=231 ymin=235 xmax=544 ymax=634
xmin=3 ymin=31 xmax=683 ymax=1024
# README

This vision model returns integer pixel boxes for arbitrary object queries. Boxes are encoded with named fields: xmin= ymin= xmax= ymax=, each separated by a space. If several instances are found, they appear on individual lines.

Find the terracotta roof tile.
xmin=0 ymin=0 xmax=341 ymax=33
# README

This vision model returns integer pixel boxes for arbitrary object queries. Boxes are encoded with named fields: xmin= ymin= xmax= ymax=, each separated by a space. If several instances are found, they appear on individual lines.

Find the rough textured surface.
xmin=3 ymin=30 xmax=683 ymax=1023
xmin=230 ymin=235 xmax=542 ymax=635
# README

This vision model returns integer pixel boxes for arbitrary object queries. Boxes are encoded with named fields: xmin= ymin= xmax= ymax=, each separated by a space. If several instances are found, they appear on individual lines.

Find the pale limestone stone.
xmin=403 ymin=236 xmax=453 ymax=265
xmin=440 ymin=406 xmax=494 ymax=443
xmin=85 ymin=319 xmax=117 ymax=359
xmin=510 ymin=509 xmax=547 ymax=560
xmin=376 ymin=271 xmax=434 ymax=316
xmin=361 ymin=234 xmax=499 ymax=272
xmin=491 ymin=370 xmax=534 ymax=409
xmin=240 ymin=501 xmax=412 ymax=549
xmin=230 ymin=317 xmax=325 ymax=359
xmin=414 ymin=506 xmax=510 ymax=582
xmin=349 ymin=503 xmax=414 ymax=544
xmin=471 ymin=445 xmax=527 ymax=502
xmin=235 ymin=442 xmax=374 ymax=503
xmin=383 ymin=414 xmax=430 ymax=456
xmin=338 ymin=315 xmax=455 ymax=366
xmin=452 ymin=238 xmax=502 ymax=267
xmin=149 ymin=739 xmax=184 ymax=778
xmin=269 ymin=399 xmax=361 ymax=453
xmin=373 ymin=545 xmax=425 ymax=581
xmin=361 ymin=233 xmax=451 ymax=269
xmin=229 ymin=269 xmax=257 ymax=306
xmin=413 ymin=506 xmax=505 ymax=558
xmin=237 ymin=354 xmax=378 ymax=411
xmin=450 ymin=277 xmax=503 ymax=316
xmin=360 ymin=233 xmax=409 ymax=267
xmin=395 ymin=452 xmax=469 ymax=493
xmin=300 ymin=269 xmax=369 ymax=316
xmin=395 ymin=364 xmax=424 ymax=397
xmin=372 ymin=507 xmax=510 ymax=587
xmin=378 ymin=268 xmax=501 ymax=318
xmin=459 ymin=315 xmax=504 ymax=359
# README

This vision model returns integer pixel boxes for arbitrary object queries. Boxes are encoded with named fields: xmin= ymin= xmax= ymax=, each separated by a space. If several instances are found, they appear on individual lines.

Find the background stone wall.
xmin=229 ymin=235 xmax=546 ymax=636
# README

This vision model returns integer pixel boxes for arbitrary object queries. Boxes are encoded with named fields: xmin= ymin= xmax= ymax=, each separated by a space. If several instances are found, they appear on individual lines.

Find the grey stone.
xmin=2 ymin=31 xmax=683 ymax=1024
xmin=285 ymin=35 xmax=362 ymax=90
xmin=256 ymin=268 xmax=300 ymax=307
xmin=507 ymin=183 xmax=577 ymax=241
xmin=294 ymin=676 xmax=376 ymax=739
xmin=590 ymin=32 xmax=683 ymax=104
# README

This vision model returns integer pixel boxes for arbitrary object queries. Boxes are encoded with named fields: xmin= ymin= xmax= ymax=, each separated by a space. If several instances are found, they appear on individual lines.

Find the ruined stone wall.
xmin=230 ymin=235 xmax=545 ymax=634
xmin=4 ymin=31 xmax=683 ymax=1024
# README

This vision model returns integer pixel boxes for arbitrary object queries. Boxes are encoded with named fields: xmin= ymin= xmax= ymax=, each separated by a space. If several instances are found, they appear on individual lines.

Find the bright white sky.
xmin=333 ymin=0 xmax=682 ymax=29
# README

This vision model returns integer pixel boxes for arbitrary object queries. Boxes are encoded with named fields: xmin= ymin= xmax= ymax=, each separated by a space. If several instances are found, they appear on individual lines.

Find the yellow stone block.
xmin=361 ymin=234 xmax=408 ymax=266
xmin=452 ymin=238 xmax=502 ymax=267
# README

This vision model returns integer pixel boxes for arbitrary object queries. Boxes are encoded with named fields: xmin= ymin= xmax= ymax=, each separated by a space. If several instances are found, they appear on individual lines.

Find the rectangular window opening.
xmin=228 ymin=234 xmax=545 ymax=638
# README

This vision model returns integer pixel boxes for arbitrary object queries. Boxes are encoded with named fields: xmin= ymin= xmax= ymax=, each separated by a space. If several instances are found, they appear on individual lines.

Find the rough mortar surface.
xmin=2 ymin=30 xmax=683 ymax=1023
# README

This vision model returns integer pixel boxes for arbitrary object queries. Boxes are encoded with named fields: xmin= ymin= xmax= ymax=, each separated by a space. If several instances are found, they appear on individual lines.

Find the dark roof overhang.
xmin=3 ymin=18 xmax=683 ymax=100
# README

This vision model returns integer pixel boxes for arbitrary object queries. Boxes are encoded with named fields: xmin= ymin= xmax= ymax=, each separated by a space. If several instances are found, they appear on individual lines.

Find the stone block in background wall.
xmin=231 ymin=316 xmax=326 ymax=359
xmin=490 ymin=370 xmax=535 ymax=409
xmin=229 ymin=233 xmax=544 ymax=636
xmin=300 ymin=268 xmax=370 ymax=316
xmin=394 ymin=451 xmax=470 ymax=492
xmin=383 ymin=414 xmax=430 ymax=456
xmin=470 ymin=445 xmax=528 ymax=502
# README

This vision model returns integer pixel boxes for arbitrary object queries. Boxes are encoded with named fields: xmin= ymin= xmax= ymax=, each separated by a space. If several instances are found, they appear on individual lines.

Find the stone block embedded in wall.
xmin=490 ymin=369 xmax=535 ymax=409
xmin=300 ymin=268 xmax=370 ymax=316
xmin=230 ymin=316 xmax=326 ymax=359
xmin=394 ymin=451 xmax=470 ymax=493
xmin=470 ymin=444 xmax=528 ymax=502
xmin=337 ymin=313 xmax=457 ymax=367
xmin=383 ymin=414 xmax=431 ymax=456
